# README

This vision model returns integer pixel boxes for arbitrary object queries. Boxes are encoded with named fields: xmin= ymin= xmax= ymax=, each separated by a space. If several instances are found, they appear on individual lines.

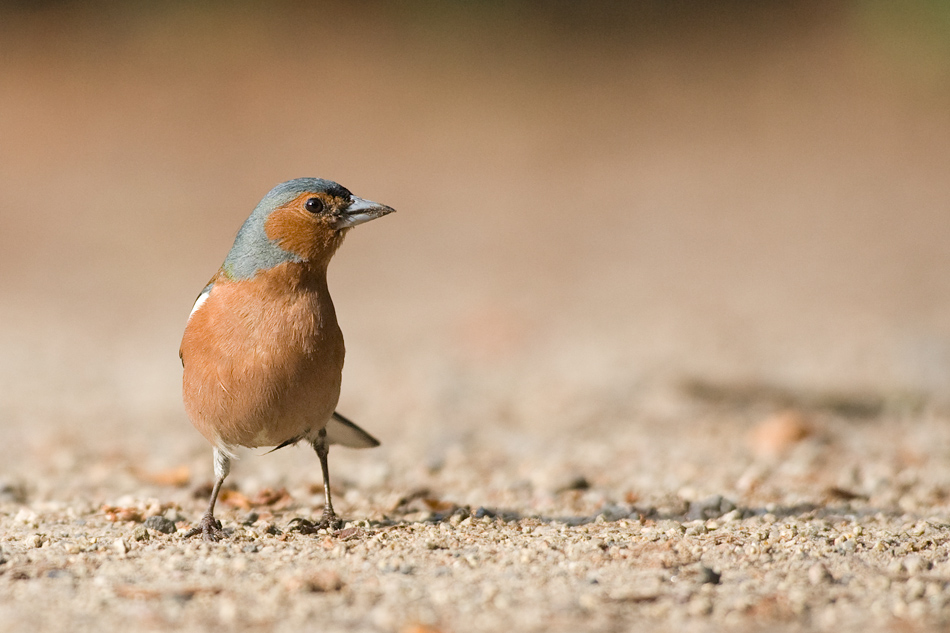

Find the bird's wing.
xmin=181 ymin=281 xmax=216 ymax=366
xmin=325 ymin=411 xmax=381 ymax=448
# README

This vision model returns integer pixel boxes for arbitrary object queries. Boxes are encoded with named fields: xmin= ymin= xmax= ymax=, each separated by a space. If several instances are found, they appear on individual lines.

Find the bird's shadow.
xmin=182 ymin=484 xmax=913 ymax=540
xmin=343 ymin=498 xmax=905 ymax=533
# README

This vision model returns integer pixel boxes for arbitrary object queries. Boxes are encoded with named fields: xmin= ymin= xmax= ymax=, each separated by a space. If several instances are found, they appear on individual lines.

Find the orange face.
xmin=264 ymin=191 xmax=349 ymax=264
xmin=263 ymin=189 xmax=396 ymax=266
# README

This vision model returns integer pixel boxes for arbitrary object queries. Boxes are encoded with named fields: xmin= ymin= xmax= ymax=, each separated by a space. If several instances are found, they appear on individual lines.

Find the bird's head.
xmin=221 ymin=178 xmax=395 ymax=279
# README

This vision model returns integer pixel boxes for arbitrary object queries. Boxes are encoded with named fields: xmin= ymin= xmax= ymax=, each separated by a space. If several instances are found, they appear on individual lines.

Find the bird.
xmin=179 ymin=177 xmax=394 ymax=540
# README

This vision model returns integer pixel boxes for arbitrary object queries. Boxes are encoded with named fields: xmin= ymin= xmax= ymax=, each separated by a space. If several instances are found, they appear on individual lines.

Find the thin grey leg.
xmin=313 ymin=428 xmax=343 ymax=529
xmin=185 ymin=448 xmax=231 ymax=541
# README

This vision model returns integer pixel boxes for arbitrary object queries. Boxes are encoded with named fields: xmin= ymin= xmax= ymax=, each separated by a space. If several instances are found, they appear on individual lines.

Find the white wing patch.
xmin=188 ymin=287 xmax=212 ymax=320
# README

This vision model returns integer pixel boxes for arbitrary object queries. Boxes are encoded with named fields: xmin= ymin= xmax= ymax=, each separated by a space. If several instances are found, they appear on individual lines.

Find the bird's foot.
xmin=184 ymin=513 xmax=227 ymax=541
xmin=288 ymin=510 xmax=344 ymax=534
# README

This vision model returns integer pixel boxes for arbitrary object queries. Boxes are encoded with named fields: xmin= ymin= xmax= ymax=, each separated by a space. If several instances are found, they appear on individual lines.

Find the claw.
xmin=287 ymin=517 xmax=319 ymax=534
xmin=288 ymin=510 xmax=344 ymax=534
xmin=184 ymin=513 xmax=227 ymax=541
xmin=321 ymin=512 xmax=344 ymax=531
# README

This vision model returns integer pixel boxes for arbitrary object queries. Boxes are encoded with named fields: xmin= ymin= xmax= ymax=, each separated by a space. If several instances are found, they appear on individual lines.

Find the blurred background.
xmin=2 ymin=1 xmax=950 ymax=505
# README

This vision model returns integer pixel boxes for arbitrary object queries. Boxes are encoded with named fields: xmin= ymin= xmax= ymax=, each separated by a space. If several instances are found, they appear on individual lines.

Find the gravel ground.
xmin=3 ymin=3 xmax=950 ymax=632
xmin=3 ymin=395 xmax=950 ymax=633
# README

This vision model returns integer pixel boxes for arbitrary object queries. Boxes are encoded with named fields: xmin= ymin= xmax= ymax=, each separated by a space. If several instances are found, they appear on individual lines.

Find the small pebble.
xmin=688 ymin=595 xmax=714 ymax=616
xmin=144 ymin=516 xmax=177 ymax=534
xmin=699 ymin=566 xmax=721 ymax=585
xmin=904 ymin=555 xmax=927 ymax=575
xmin=556 ymin=475 xmax=591 ymax=493
xmin=687 ymin=495 xmax=736 ymax=520
xmin=747 ymin=411 xmax=811 ymax=458
xmin=294 ymin=570 xmax=344 ymax=592
xmin=15 ymin=509 xmax=39 ymax=527
xmin=809 ymin=563 xmax=834 ymax=585
xmin=0 ymin=479 xmax=27 ymax=504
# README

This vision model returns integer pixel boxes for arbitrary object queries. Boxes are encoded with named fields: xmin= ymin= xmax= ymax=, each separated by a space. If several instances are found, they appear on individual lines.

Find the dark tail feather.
xmin=264 ymin=436 xmax=301 ymax=454
xmin=265 ymin=411 xmax=380 ymax=454
xmin=327 ymin=411 xmax=381 ymax=448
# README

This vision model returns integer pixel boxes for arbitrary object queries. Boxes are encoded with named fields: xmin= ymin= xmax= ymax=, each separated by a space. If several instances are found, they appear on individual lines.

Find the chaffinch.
xmin=180 ymin=178 xmax=394 ymax=540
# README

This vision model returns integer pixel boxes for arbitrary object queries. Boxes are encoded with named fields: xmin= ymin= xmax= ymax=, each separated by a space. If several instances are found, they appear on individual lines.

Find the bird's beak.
xmin=336 ymin=196 xmax=396 ymax=228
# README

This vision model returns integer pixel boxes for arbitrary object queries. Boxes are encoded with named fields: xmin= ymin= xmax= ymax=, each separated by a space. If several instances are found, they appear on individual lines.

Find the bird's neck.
xmin=280 ymin=260 xmax=333 ymax=294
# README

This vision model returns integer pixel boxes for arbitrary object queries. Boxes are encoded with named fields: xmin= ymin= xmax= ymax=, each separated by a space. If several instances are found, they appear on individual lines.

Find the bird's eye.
xmin=305 ymin=197 xmax=325 ymax=214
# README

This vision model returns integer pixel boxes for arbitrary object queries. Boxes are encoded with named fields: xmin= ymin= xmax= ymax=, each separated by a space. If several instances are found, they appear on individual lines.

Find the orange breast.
xmin=180 ymin=262 xmax=345 ymax=449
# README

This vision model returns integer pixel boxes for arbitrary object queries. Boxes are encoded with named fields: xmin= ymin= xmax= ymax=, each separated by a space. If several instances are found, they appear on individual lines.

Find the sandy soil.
xmin=2 ymin=2 xmax=950 ymax=631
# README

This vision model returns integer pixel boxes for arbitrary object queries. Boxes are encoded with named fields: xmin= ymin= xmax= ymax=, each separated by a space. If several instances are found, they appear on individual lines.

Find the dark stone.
xmin=698 ymin=566 xmax=721 ymax=585
xmin=144 ymin=515 xmax=177 ymax=534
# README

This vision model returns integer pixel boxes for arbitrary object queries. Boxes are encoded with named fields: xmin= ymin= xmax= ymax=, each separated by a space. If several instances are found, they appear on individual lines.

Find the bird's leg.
xmin=289 ymin=428 xmax=344 ymax=533
xmin=185 ymin=448 xmax=230 ymax=541
xmin=185 ymin=477 xmax=226 ymax=540
xmin=314 ymin=428 xmax=344 ymax=529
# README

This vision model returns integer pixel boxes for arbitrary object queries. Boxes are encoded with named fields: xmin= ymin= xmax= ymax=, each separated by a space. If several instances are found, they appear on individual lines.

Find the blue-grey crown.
xmin=221 ymin=178 xmax=350 ymax=280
